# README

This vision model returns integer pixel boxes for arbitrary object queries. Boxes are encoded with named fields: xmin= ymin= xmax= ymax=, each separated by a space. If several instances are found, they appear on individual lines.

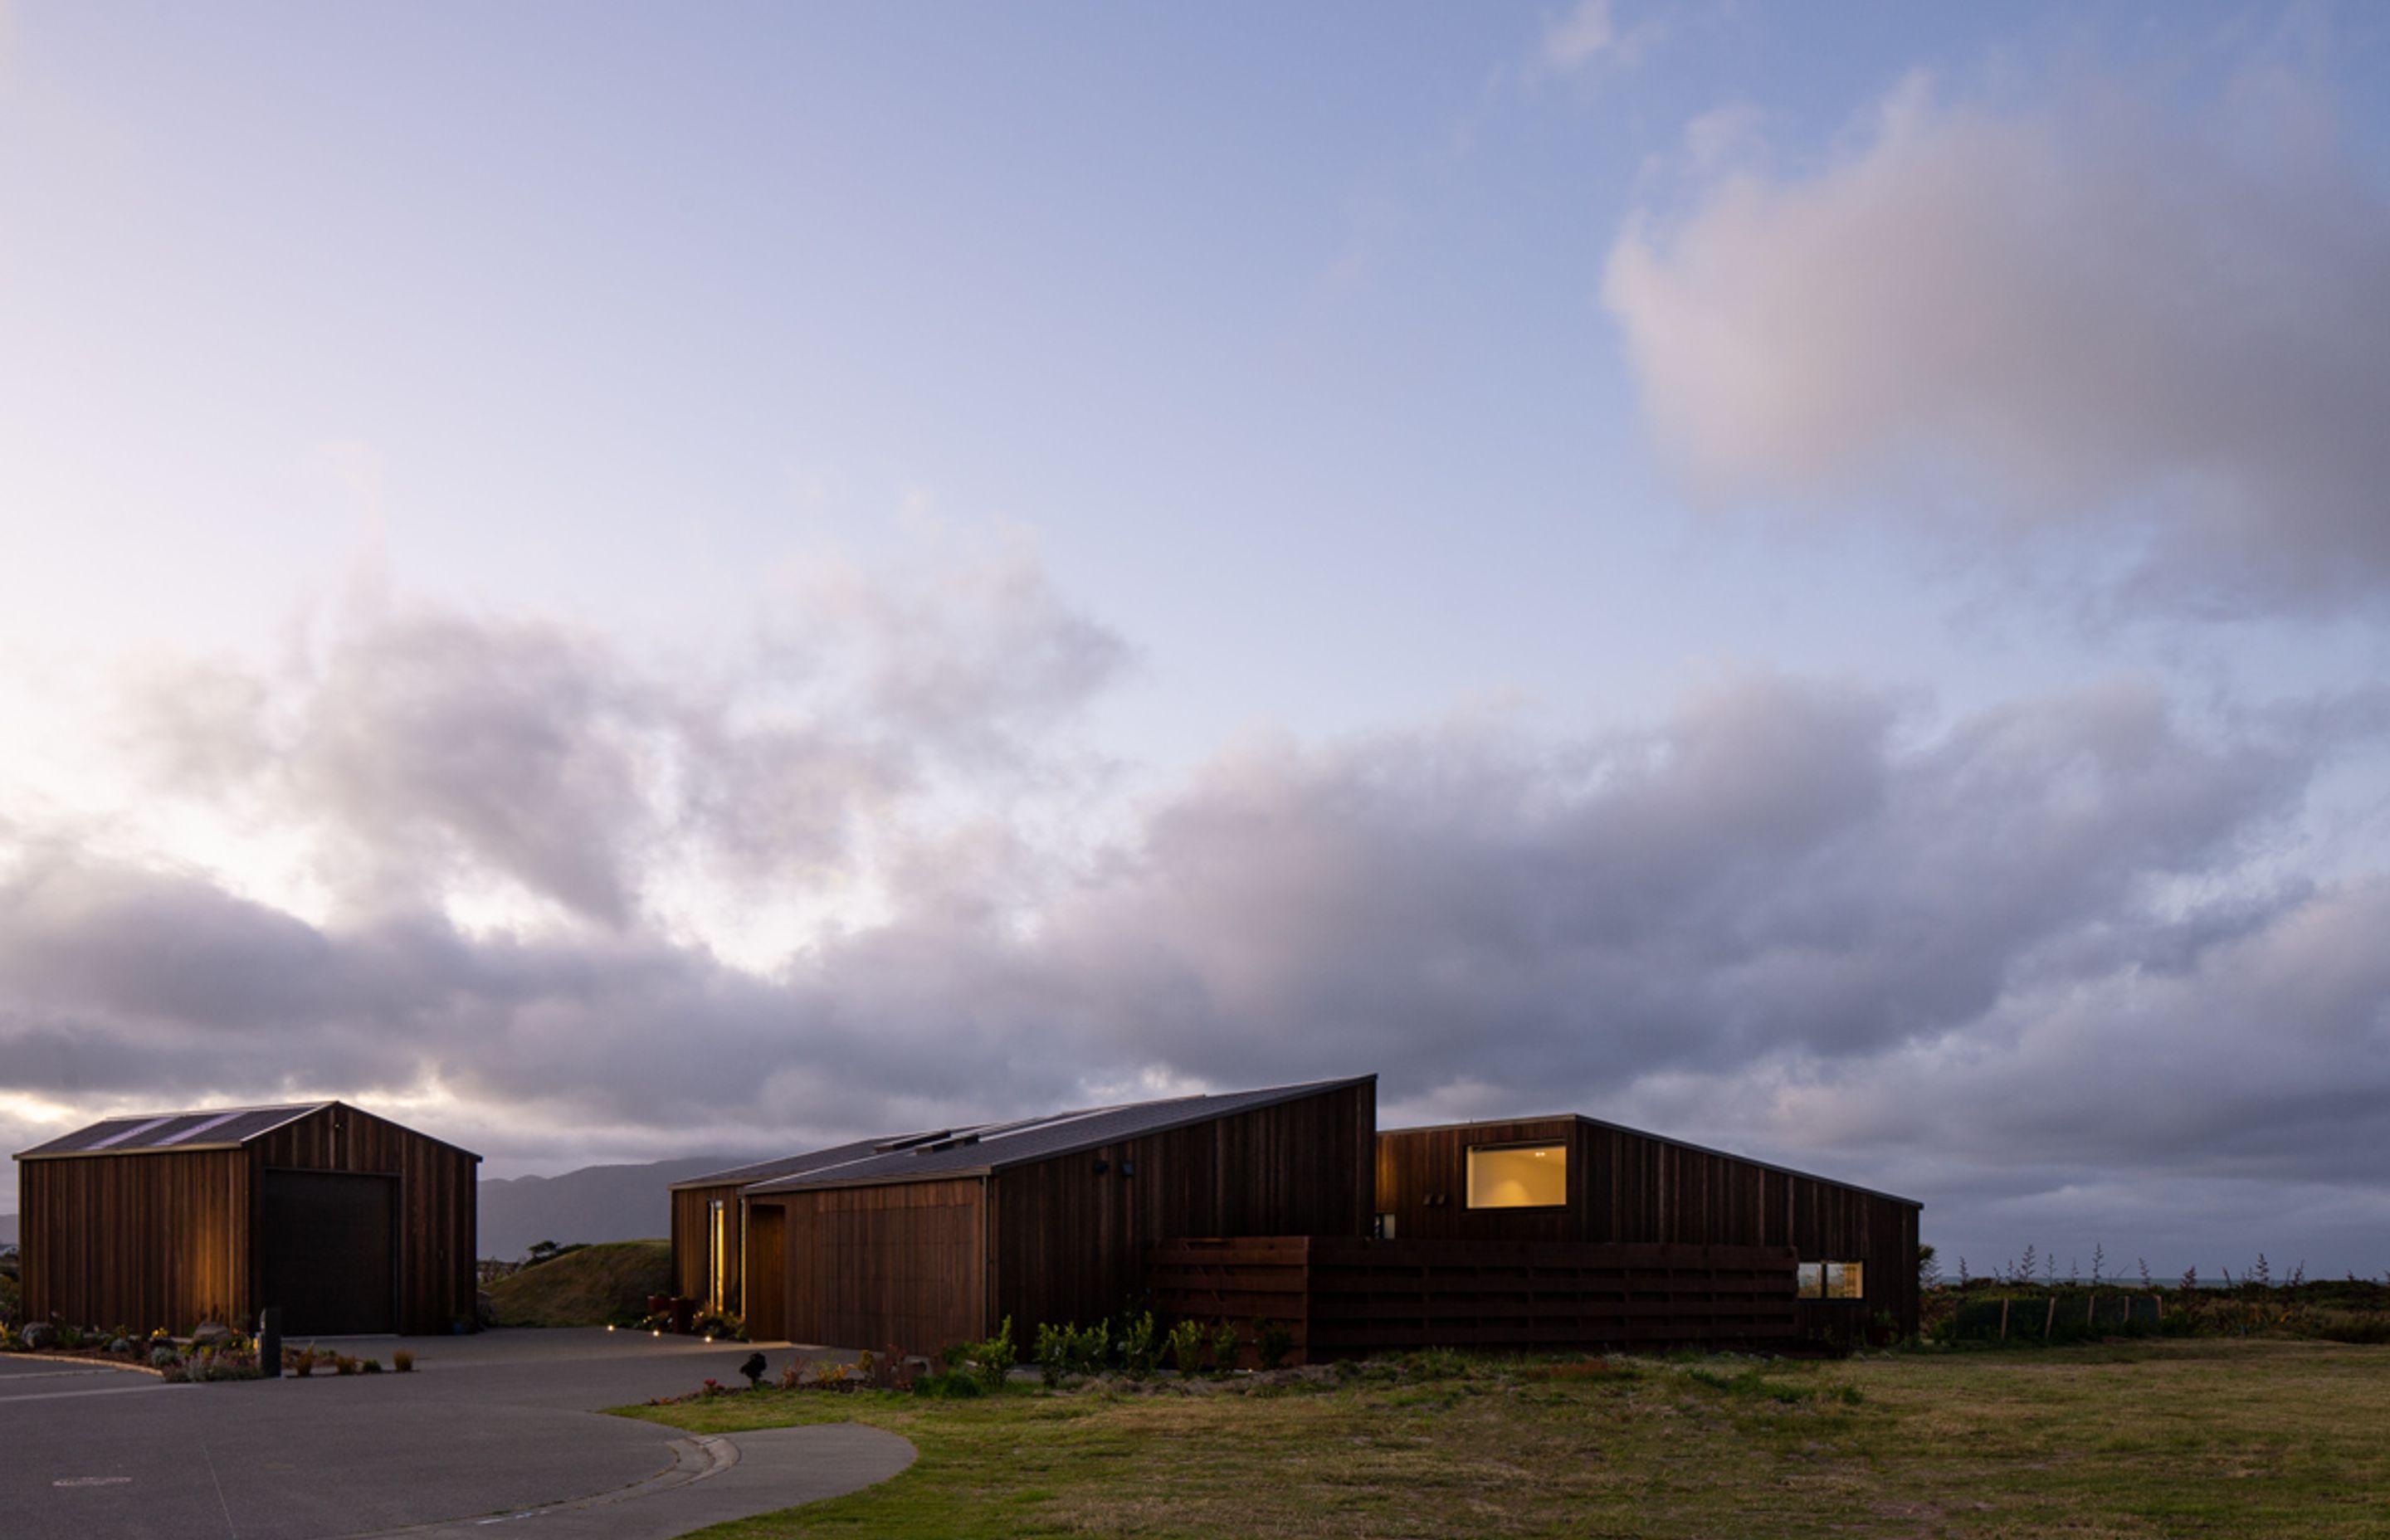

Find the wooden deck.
xmin=1149 ymin=1235 xmax=1800 ymax=1362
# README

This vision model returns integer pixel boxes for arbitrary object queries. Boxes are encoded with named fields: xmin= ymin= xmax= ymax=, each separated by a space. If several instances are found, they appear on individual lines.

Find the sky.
xmin=2 ymin=0 xmax=2387 ymax=1279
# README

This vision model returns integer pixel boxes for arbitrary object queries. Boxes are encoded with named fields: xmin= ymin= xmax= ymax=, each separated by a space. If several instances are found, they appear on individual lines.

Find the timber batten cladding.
xmin=1149 ymin=1237 xmax=1801 ymax=1362
xmin=1375 ymin=1116 xmax=1920 ymax=1338
xmin=13 ymin=1102 xmax=479 ymax=1335
xmin=697 ymin=1076 xmax=1378 ymax=1354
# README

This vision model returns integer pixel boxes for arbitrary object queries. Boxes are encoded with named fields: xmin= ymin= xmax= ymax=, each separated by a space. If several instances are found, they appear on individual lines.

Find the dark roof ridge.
xmin=744 ymin=1074 xmax=1374 ymax=1196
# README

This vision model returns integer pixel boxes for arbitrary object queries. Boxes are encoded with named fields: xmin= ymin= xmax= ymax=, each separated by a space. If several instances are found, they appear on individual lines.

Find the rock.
xmin=22 ymin=1322 xmax=56 ymax=1349
xmin=191 ymin=1321 xmax=232 ymax=1347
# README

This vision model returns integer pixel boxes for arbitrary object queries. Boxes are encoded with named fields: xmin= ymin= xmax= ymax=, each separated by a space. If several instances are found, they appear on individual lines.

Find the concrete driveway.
xmin=0 ymin=1331 xmax=914 ymax=1539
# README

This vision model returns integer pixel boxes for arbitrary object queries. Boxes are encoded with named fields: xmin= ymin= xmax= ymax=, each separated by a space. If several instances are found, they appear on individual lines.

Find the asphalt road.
xmin=0 ymin=1330 xmax=914 ymax=1540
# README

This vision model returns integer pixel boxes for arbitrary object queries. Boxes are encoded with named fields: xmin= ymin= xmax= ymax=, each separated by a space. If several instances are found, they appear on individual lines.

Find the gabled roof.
xmin=15 ymin=1103 xmax=333 ymax=1160
xmin=1383 ymin=1112 xmax=1922 ymax=1209
xmin=738 ymin=1075 xmax=1373 ymax=1196
xmin=13 ymin=1099 xmax=481 ymax=1163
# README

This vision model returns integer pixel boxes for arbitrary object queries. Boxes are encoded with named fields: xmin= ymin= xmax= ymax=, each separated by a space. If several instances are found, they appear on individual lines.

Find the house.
xmin=674 ymin=1075 xmax=1377 ymax=1352
xmin=12 ymin=1102 xmax=479 ymax=1336
xmin=676 ymin=1076 xmax=1921 ymax=1358
xmin=1373 ymin=1114 xmax=1921 ymax=1339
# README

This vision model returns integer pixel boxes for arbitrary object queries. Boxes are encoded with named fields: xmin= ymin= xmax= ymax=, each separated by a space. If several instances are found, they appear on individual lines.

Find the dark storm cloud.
xmin=4 ymin=582 xmax=2384 ymax=1264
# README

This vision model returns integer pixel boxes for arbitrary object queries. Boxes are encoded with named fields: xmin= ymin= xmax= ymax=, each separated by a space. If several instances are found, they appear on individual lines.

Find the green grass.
xmin=485 ymin=1239 xmax=669 ymax=1328
xmin=617 ymin=1339 xmax=2390 ymax=1538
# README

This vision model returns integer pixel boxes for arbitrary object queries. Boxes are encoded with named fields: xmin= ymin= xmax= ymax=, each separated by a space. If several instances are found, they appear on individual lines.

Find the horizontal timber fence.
xmin=1149 ymin=1237 xmax=1801 ymax=1363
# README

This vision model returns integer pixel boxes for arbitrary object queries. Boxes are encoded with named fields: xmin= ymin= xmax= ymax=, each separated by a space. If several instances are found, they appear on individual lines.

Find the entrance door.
xmin=745 ymin=1204 xmax=785 ymax=1341
xmin=261 ymin=1170 xmax=397 ymax=1334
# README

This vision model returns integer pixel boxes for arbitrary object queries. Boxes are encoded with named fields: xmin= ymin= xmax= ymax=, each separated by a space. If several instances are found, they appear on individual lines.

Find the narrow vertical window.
xmin=707 ymin=1199 xmax=728 ymax=1313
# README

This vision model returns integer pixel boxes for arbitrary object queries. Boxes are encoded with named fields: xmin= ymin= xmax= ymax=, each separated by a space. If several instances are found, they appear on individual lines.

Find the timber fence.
xmin=1149 ymin=1236 xmax=1800 ymax=1364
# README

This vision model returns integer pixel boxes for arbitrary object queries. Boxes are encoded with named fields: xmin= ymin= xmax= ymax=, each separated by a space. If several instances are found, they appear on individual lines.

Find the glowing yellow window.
xmin=1465 ymin=1143 xmax=1567 ymax=1208
xmin=1826 ymin=1261 xmax=1864 ymax=1299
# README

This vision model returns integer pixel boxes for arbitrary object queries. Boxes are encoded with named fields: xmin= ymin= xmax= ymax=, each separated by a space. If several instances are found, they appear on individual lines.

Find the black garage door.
xmin=261 ymin=1171 xmax=396 ymax=1334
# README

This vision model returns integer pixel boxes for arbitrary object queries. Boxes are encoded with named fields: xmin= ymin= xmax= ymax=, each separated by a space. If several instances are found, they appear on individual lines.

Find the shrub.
xmin=1255 ymin=1318 xmax=1295 ymax=1371
xmin=958 ymin=1317 xmax=1016 ymax=1392
xmin=392 ymin=1349 xmax=415 ymax=1372
xmin=1210 ymin=1320 xmax=1241 ymax=1375
xmin=1165 ymin=1318 xmax=1209 ymax=1376
xmin=292 ymin=1347 xmax=317 ymax=1377
xmin=361 ymin=1357 xmax=383 ymax=1374
xmin=1118 ymin=1312 xmax=1158 ymax=1380
xmin=1035 ymin=1323 xmax=1073 ymax=1386
xmin=151 ymin=1346 xmax=180 ymax=1369
xmin=333 ymin=1352 xmax=360 ymax=1376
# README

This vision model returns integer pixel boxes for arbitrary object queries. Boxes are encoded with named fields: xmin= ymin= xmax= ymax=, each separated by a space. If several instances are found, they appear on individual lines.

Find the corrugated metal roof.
xmin=14 ymin=1104 xmax=331 ymax=1160
xmin=744 ymin=1076 xmax=1373 ymax=1195
xmin=667 ymin=1135 xmax=925 ymax=1192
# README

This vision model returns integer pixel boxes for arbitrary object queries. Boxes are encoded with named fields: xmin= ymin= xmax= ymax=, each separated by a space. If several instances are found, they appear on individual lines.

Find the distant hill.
xmin=478 ymin=1156 xmax=734 ymax=1260
xmin=485 ymin=1240 xmax=672 ymax=1328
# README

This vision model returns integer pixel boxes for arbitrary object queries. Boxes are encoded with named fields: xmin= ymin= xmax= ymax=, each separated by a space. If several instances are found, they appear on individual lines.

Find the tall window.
xmin=1466 ymin=1143 xmax=1567 ymax=1208
xmin=707 ymin=1199 xmax=729 ymax=1313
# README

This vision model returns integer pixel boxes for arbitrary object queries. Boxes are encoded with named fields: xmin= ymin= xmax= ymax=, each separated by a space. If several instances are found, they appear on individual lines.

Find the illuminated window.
xmin=1466 ymin=1143 xmax=1567 ymax=1208
xmin=1373 ymin=1212 xmax=1397 ymax=1240
xmin=1797 ymin=1260 xmax=1865 ymax=1299
xmin=708 ymin=1200 xmax=729 ymax=1313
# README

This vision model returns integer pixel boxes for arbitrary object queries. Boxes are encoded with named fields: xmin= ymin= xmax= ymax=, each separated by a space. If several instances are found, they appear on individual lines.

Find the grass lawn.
xmin=615 ymin=1338 xmax=2390 ymax=1538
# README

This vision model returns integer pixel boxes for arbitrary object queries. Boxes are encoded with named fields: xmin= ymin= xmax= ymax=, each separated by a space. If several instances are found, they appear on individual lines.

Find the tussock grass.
xmin=485 ymin=1239 xmax=669 ymax=1328
xmin=621 ymin=1339 xmax=2390 ymax=1538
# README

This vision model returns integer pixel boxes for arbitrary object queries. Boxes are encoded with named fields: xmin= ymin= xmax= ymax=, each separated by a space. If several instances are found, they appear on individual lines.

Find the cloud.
xmin=11 ymin=628 xmax=2385 ymax=1270
xmin=1604 ymin=73 xmax=2390 ymax=613
xmin=1541 ymin=0 xmax=1615 ymax=72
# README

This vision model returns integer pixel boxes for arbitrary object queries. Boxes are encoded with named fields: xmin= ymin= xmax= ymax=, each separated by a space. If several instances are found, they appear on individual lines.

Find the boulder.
xmin=191 ymin=1321 xmax=232 ymax=1347
xmin=21 ymin=1322 xmax=56 ymax=1350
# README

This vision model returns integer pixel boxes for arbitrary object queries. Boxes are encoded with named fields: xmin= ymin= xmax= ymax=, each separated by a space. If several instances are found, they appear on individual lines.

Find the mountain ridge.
xmin=477 ymin=1155 xmax=735 ymax=1260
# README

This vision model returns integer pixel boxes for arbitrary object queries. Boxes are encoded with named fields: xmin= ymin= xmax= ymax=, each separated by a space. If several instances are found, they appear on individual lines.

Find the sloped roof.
xmin=742 ymin=1075 xmax=1373 ymax=1196
xmin=1383 ymin=1112 xmax=1922 ymax=1209
xmin=15 ymin=1103 xmax=331 ymax=1160
xmin=669 ymin=1135 xmax=927 ymax=1192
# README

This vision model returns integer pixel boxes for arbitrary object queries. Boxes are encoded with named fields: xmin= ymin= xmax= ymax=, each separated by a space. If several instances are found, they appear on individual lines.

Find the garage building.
xmin=13 ymin=1101 xmax=479 ymax=1336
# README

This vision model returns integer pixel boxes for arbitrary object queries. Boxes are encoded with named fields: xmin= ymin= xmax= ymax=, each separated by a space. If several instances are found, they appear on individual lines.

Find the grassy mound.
xmin=487 ymin=1240 xmax=670 ymax=1328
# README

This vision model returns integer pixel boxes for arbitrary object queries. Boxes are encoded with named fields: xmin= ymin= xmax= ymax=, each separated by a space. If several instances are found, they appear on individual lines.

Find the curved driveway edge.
xmin=360 ymin=1423 xmax=917 ymax=1539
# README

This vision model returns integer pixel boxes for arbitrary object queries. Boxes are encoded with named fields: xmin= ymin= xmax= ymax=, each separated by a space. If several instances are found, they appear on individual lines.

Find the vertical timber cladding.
xmin=250 ymin=1104 xmax=480 ymax=1336
xmin=1377 ymin=1115 xmax=1921 ymax=1338
xmin=993 ymin=1079 xmax=1378 ymax=1343
xmin=741 ymin=1201 xmax=787 ymax=1341
xmin=14 ymin=1148 xmax=251 ymax=1333
xmin=671 ymin=1183 xmax=748 ymax=1313
xmin=775 ymin=1177 xmax=987 ymax=1356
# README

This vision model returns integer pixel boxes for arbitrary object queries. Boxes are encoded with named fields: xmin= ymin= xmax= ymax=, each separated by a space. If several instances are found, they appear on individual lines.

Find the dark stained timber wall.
xmin=252 ymin=1104 xmax=479 ymax=1336
xmin=1377 ymin=1117 xmax=1919 ymax=1339
xmin=990 ymin=1079 xmax=1378 ymax=1343
xmin=15 ymin=1103 xmax=478 ymax=1338
xmin=768 ymin=1178 xmax=988 ymax=1356
xmin=18 ymin=1148 xmax=251 ymax=1333
xmin=671 ymin=1182 xmax=747 ymax=1314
